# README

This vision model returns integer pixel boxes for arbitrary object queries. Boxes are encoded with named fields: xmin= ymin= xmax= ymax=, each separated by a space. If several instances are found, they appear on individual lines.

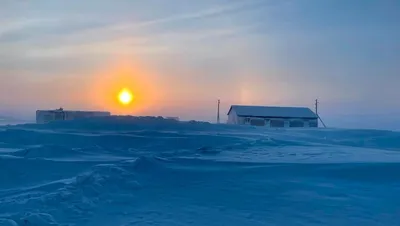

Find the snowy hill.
xmin=0 ymin=116 xmax=399 ymax=225
xmin=0 ymin=115 xmax=30 ymax=126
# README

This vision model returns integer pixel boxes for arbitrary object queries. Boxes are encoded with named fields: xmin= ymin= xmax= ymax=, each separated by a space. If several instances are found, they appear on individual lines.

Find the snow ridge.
xmin=1 ymin=116 xmax=399 ymax=225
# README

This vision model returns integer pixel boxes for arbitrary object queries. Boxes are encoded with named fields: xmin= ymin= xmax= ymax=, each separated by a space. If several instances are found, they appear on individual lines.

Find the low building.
xmin=36 ymin=108 xmax=111 ymax=123
xmin=165 ymin=117 xmax=180 ymax=121
xmin=227 ymin=105 xmax=318 ymax=127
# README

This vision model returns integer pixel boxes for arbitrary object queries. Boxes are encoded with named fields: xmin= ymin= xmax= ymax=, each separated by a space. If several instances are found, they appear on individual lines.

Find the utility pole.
xmin=217 ymin=99 xmax=220 ymax=124
xmin=315 ymin=98 xmax=327 ymax=128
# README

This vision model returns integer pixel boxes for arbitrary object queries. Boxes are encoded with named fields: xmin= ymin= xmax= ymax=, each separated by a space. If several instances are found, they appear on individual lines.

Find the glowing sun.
xmin=118 ymin=88 xmax=133 ymax=105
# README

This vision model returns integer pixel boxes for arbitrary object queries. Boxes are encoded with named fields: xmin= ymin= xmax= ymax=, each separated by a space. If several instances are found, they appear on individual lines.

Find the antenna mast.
xmin=217 ymin=99 xmax=220 ymax=124
xmin=315 ymin=99 xmax=327 ymax=128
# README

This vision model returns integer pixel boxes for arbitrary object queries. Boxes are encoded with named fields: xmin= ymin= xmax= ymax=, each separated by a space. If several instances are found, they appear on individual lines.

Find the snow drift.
xmin=0 ymin=116 xmax=400 ymax=225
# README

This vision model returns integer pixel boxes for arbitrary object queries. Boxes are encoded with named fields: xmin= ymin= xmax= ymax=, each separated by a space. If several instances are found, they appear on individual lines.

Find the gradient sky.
xmin=1 ymin=0 xmax=399 ymax=129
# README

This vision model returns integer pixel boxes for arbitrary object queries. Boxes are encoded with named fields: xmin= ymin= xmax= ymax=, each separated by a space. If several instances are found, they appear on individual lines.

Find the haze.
xmin=1 ymin=0 xmax=399 ymax=129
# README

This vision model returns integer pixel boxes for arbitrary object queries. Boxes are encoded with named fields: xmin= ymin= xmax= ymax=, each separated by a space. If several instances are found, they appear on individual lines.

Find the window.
xmin=309 ymin=120 xmax=318 ymax=127
xmin=43 ymin=114 xmax=53 ymax=123
xmin=290 ymin=120 xmax=304 ymax=127
xmin=270 ymin=120 xmax=285 ymax=127
xmin=250 ymin=119 xmax=266 ymax=126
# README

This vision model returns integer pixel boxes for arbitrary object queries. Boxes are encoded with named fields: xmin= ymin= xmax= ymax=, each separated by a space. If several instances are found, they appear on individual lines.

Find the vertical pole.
xmin=217 ymin=99 xmax=220 ymax=124
xmin=315 ymin=99 xmax=327 ymax=128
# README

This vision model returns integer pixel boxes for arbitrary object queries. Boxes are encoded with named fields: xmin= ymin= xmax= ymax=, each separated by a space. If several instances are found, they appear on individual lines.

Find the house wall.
xmin=36 ymin=110 xmax=110 ymax=123
xmin=64 ymin=111 xmax=110 ymax=120
xmin=227 ymin=114 xmax=319 ymax=128
xmin=227 ymin=109 xmax=239 ymax=124
xmin=308 ymin=119 xmax=318 ymax=127
xmin=36 ymin=110 xmax=62 ymax=123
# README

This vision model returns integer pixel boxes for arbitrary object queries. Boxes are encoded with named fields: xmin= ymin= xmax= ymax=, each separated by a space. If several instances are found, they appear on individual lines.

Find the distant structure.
xmin=36 ymin=108 xmax=111 ymax=123
xmin=315 ymin=99 xmax=327 ymax=128
xmin=227 ymin=105 xmax=318 ymax=127
xmin=166 ymin=117 xmax=180 ymax=121
xmin=217 ymin=99 xmax=220 ymax=124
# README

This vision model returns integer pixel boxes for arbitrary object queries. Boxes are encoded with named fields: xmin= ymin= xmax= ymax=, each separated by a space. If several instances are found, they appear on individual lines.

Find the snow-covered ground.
xmin=1 ymin=116 xmax=400 ymax=225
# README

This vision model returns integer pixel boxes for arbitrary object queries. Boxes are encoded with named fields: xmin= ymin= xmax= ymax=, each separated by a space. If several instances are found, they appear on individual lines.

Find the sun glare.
xmin=118 ymin=88 xmax=133 ymax=105
xmin=89 ymin=60 xmax=162 ymax=115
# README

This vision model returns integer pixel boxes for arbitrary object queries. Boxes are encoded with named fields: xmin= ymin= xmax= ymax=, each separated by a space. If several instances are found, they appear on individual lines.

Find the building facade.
xmin=227 ymin=105 xmax=318 ymax=128
xmin=36 ymin=108 xmax=111 ymax=123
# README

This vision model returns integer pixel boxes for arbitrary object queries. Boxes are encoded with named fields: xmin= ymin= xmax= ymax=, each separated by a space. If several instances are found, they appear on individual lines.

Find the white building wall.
xmin=309 ymin=119 xmax=318 ymax=127
xmin=227 ymin=109 xmax=239 ymax=124
xmin=64 ymin=111 xmax=110 ymax=120
xmin=238 ymin=116 xmax=246 ymax=124
xmin=226 ymin=113 xmax=318 ymax=128
xmin=36 ymin=110 xmax=61 ymax=123
xmin=36 ymin=110 xmax=110 ymax=123
xmin=284 ymin=120 xmax=290 ymax=128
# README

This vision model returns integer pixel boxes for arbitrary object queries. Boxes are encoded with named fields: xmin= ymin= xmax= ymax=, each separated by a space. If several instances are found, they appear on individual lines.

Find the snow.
xmin=1 ymin=116 xmax=400 ymax=225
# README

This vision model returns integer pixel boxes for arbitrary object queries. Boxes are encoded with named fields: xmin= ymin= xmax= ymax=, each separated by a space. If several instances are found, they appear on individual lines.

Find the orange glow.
xmin=88 ymin=58 xmax=162 ymax=115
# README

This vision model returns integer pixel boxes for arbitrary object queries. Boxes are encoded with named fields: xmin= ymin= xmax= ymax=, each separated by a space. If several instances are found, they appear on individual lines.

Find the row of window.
xmin=244 ymin=118 xmax=317 ymax=127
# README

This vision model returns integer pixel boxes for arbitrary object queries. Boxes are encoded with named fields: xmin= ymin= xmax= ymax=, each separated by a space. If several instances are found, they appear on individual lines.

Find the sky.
xmin=1 ymin=0 xmax=399 ymax=129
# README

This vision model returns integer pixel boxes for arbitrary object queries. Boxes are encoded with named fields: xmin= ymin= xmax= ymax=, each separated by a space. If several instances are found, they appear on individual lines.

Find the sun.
xmin=118 ymin=88 xmax=133 ymax=105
